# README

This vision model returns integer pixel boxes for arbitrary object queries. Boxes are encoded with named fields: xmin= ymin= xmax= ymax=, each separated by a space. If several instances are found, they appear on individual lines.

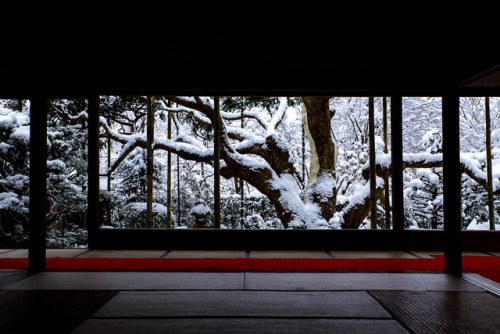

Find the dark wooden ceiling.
xmin=1 ymin=29 xmax=499 ymax=97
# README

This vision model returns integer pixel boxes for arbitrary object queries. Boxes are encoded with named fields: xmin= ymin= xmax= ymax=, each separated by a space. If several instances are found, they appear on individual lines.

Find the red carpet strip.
xmin=2 ymin=256 xmax=499 ymax=283
xmin=432 ymin=255 xmax=500 ymax=283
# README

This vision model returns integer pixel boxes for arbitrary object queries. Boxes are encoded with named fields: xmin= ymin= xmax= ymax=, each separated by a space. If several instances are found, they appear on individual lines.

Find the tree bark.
xmin=302 ymin=97 xmax=338 ymax=222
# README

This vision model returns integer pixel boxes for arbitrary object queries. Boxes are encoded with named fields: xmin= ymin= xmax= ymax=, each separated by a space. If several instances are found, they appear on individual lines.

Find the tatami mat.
xmin=93 ymin=291 xmax=391 ymax=318
xmin=244 ymin=272 xmax=483 ymax=291
xmin=249 ymin=250 xmax=331 ymax=258
xmin=77 ymin=250 xmax=166 ymax=258
xmin=0 ymin=249 xmax=88 ymax=258
xmin=166 ymin=250 xmax=246 ymax=258
xmin=4 ymin=272 xmax=245 ymax=291
xmin=73 ymin=318 xmax=408 ymax=334
xmin=0 ymin=249 xmax=498 ymax=260
xmin=4 ymin=272 xmax=482 ymax=292
xmin=409 ymin=251 xmax=491 ymax=258
xmin=372 ymin=290 xmax=500 ymax=333
xmin=49 ymin=249 xmax=89 ymax=257
xmin=329 ymin=251 xmax=417 ymax=258
xmin=0 ymin=250 xmax=28 ymax=258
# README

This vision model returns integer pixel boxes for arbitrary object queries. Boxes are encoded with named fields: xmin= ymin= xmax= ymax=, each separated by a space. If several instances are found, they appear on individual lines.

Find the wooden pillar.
xmin=166 ymin=109 xmax=172 ymax=228
xmin=213 ymin=97 xmax=221 ymax=228
xmin=390 ymin=95 xmax=405 ymax=234
xmin=28 ymin=94 xmax=47 ymax=273
xmin=442 ymin=91 xmax=462 ymax=276
xmin=485 ymin=97 xmax=495 ymax=230
xmin=87 ymin=95 xmax=100 ymax=248
xmin=146 ymin=96 xmax=154 ymax=228
xmin=383 ymin=97 xmax=391 ymax=229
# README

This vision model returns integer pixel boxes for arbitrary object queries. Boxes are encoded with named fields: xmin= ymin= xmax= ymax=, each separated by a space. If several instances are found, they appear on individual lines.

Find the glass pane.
xmin=402 ymin=97 xmax=443 ymax=230
xmin=460 ymin=97 xmax=500 ymax=231
xmin=94 ymin=96 xmax=394 ymax=230
xmin=46 ymin=99 xmax=89 ymax=248
xmin=0 ymin=99 xmax=30 ymax=248
xmin=332 ymin=97 xmax=390 ymax=229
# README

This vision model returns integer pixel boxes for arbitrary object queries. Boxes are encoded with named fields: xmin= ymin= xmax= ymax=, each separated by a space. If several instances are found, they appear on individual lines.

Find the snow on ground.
xmin=466 ymin=219 xmax=500 ymax=230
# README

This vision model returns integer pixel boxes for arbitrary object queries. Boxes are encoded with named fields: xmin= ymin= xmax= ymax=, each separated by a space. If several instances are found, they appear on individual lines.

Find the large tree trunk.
xmin=302 ymin=97 xmax=338 ymax=222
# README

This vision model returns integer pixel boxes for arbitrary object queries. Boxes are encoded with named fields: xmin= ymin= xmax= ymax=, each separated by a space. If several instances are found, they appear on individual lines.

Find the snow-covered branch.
xmin=359 ymin=152 xmax=500 ymax=194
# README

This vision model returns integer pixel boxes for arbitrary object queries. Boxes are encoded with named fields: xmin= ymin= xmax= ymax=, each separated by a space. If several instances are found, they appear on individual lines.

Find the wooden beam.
xmin=485 ymin=97 xmax=495 ymax=230
xmin=87 ymin=95 xmax=100 ymax=248
xmin=28 ymin=94 xmax=47 ymax=273
xmin=146 ymin=96 xmax=154 ymax=228
xmin=442 ymin=91 xmax=462 ymax=276
xmin=91 ymin=228 xmax=500 ymax=251
xmin=369 ymin=97 xmax=377 ymax=229
xmin=382 ymin=97 xmax=391 ymax=229
xmin=390 ymin=95 xmax=404 ymax=234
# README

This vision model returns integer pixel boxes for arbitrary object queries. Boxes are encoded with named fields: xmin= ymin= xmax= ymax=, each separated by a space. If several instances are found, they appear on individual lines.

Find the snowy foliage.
xmin=1 ymin=95 xmax=500 ymax=248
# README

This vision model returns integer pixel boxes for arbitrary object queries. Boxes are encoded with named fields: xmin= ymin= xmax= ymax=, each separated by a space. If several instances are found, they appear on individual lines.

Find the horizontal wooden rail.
xmin=92 ymin=228 xmax=500 ymax=251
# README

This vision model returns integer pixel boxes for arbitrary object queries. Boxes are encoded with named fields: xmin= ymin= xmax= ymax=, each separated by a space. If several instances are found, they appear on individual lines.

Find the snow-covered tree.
xmin=49 ymin=95 xmax=500 ymax=231
xmin=0 ymin=103 xmax=30 ymax=246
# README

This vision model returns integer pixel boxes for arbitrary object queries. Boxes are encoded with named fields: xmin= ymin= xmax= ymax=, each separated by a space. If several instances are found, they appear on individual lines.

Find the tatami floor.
xmin=2 ymin=249 xmax=500 ymax=333
xmin=1 ymin=248 xmax=498 ymax=259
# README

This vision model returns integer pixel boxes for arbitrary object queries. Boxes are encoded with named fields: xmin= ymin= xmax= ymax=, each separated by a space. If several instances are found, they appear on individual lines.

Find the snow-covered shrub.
xmin=0 ymin=104 xmax=31 ymax=246
xmin=244 ymin=214 xmax=264 ymax=229
xmin=113 ymin=202 xmax=169 ymax=228
xmin=46 ymin=223 xmax=88 ymax=248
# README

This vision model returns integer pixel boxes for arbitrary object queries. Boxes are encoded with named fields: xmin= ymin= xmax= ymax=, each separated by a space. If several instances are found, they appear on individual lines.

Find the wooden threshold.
xmin=91 ymin=229 xmax=500 ymax=251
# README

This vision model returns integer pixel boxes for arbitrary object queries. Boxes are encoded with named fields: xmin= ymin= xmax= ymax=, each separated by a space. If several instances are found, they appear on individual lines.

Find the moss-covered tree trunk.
xmin=302 ymin=97 xmax=338 ymax=222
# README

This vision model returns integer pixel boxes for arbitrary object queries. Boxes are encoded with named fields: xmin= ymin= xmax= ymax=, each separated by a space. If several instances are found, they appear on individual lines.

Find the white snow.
xmin=270 ymin=172 xmax=326 ymax=228
xmin=0 ymin=111 xmax=29 ymax=129
xmin=190 ymin=203 xmax=212 ymax=216
xmin=466 ymin=219 xmax=490 ymax=230
xmin=0 ymin=192 xmax=21 ymax=210
xmin=126 ymin=202 xmax=168 ymax=213
xmin=409 ymin=178 xmax=425 ymax=189
xmin=415 ymin=169 xmax=440 ymax=185
xmin=0 ymin=142 xmax=10 ymax=154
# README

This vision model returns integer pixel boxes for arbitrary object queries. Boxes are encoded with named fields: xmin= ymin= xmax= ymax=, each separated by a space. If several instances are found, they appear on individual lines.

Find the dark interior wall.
xmin=2 ymin=30 xmax=499 ymax=98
